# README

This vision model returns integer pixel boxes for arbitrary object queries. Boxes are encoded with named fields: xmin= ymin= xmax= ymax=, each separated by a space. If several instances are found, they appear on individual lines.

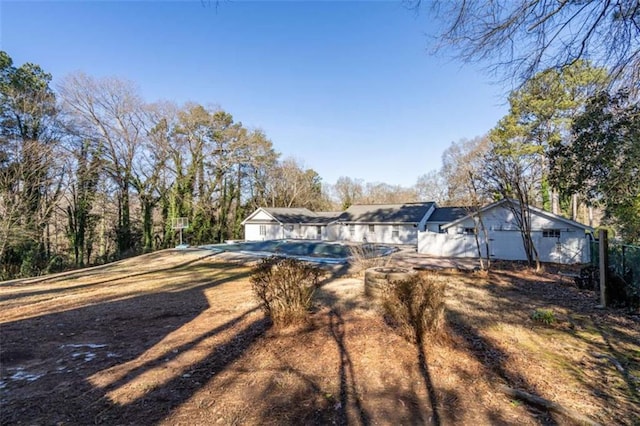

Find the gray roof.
xmin=337 ymin=202 xmax=435 ymax=223
xmin=311 ymin=211 xmax=344 ymax=224
xmin=427 ymin=206 xmax=471 ymax=223
xmin=263 ymin=208 xmax=317 ymax=223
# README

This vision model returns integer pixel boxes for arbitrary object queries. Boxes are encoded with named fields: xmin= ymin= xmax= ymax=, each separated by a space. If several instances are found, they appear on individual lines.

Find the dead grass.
xmin=0 ymin=251 xmax=638 ymax=425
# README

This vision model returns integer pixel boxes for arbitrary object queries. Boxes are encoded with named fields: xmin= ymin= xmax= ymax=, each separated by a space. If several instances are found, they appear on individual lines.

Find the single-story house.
xmin=332 ymin=202 xmax=436 ymax=245
xmin=418 ymin=199 xmax=594 ymax=264
xmin=241 ymin=207 xmax=341 ymax=241
xmin=242 ymin=199 xmax=594 ymax=264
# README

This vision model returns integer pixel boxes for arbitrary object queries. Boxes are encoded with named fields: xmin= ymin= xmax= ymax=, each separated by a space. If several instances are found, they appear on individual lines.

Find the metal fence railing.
xmin=591 ymin=240 xmax=640 ymax=303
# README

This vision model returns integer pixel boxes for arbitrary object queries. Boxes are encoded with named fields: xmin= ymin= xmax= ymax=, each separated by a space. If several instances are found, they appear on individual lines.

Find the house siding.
xmin=299 ymin=225 xmax=327 ymax=240
xmin=418 ymin=204 xmax=591 ymax=264
xmin=334 ymin=224 xmax=417 ymax=245
xmin=245 ymin=223 xmax=282 ymax=241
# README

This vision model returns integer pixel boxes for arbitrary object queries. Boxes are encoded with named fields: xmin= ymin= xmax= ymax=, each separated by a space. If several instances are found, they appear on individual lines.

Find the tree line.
xmin=0 ymin=50 xmax=455 ymax=279
xmin=1 ymin=52 xmax=332 ymax=278
xmin=2 ymin=46 xmax=638 ymax=278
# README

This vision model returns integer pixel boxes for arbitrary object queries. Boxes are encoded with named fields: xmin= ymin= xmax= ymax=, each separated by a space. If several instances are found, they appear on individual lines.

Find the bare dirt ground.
xmin=1 ymin=250 xmax=638 ymax=425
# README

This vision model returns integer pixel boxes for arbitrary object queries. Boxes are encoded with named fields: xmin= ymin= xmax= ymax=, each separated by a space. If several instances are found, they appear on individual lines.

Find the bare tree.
xmin=441 ymin=136 xmax=493 ymax=269
xmin=265 ymin=158 xmax=326 ymax=210
xmin=59 ymin=73 xmax=146 ymax=256
xmin=482 ymin=140 xmax=543 ymax=270
xmin=333 ymin=176 xmax=365 ymax=209
xmin=414 ymin=170 xmax=447 ymax=203
xmin=1 ymin=51 xmax=64 ymax=276
xmin=425 ymin=0 xmax=640 ymax=92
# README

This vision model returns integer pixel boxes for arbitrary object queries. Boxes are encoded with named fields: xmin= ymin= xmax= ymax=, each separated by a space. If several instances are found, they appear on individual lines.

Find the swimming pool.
xmin=200 ymin=240 xmax=396 ymax=264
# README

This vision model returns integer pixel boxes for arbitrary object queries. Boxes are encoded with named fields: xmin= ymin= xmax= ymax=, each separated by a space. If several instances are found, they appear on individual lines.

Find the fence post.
xmin=598 ymin=229 xmax=608 ymax=308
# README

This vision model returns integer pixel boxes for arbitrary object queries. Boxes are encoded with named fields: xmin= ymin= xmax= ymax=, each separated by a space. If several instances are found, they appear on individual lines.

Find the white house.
xmin=418 ymin=199 xmax=594 ymax=264
xmin=332 ymin=202 xmax=436 ymax=245
xmin=241 ymin=207 xmax=341 ymax=241
xmin=242 ymin=199 xmax=594 ymax=264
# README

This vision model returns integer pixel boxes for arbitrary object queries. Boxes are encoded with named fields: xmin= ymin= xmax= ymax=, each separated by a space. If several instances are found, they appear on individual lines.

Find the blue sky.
xmin=0 ymin=1 xmax=509 ymax=188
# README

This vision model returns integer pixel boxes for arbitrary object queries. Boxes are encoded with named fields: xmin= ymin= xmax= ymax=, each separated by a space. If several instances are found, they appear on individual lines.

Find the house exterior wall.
xmin=299 ymin=225 xmax=327 ymax=240
xmin=244 ymin=223 xmax=282 ymax=241
xmin=418 ymin=228 xmax=589 ymax=263
xmin=449 ymin=207 xmax=573 ymax=233
xmin=418 ymin=233 xmax=485 ymax=257
xmin=334 ymin=224 xmax=418 ymax=245
xmin=245 ymin=223 xmax=330 ymax=241
xmin=418 ymin=205 xmax=591 ymax=264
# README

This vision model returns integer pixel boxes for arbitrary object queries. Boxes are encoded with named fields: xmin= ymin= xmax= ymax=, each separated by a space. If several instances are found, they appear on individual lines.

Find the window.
xmin=259 ymin=225 xmax=266 ymax=236
xmin=368 ymin=224 xmax=375 ymax=233
xmin=317 ymin=226 xmax=322 ymax=236
xmin=543 ymin=229 xmax=561 ymax=238
xmin=392 ymin=225 xmax=399 ymax=238
xmin=349 ymin=224 xmax=355 ymax=236
xmin=463 ymin=227 xmax=475 ymax=235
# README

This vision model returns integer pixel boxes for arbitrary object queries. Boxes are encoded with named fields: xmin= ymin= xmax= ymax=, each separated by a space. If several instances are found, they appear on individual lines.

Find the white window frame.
xmin=392 ymin=225 xmax=399 ymax=238
xmin=349 ymin=224 xmax=355 ymax=236
xmin=259 ymin=225 xmax=267 ymax=236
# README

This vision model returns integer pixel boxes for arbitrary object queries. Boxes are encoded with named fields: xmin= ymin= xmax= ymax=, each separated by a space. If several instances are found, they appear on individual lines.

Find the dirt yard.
xmin=1 ymin=250 xmax=638 ymax=425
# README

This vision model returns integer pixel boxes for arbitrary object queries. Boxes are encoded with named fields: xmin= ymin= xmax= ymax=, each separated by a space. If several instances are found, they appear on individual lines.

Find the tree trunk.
xmin=551 ymin=188 xmax=560 ymax=215
xmin=142 ymin=199 xmax=154 ymax=253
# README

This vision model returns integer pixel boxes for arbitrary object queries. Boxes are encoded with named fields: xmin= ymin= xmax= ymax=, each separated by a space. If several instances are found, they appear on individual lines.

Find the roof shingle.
xmin=337 ymin=202 xmax=435 ymax=223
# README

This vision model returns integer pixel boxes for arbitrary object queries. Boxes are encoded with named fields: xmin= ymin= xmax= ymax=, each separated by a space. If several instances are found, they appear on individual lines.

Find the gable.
xmin=251 ymin=210 xmax=277 ymax=221
xmin=241 ymin=208 xmax=279 ymax=225
xmin=442 ymin=199 xmax=593 ymax=232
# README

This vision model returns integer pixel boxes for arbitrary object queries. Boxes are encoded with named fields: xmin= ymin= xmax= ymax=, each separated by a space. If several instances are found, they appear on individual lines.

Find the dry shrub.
xmin=250 ymin=256 xmax=321 ymax=327
xmin=382 ymin=272 xmax=446 ymax=343
xmin=350 ymin=243 xmax=393 ymax=276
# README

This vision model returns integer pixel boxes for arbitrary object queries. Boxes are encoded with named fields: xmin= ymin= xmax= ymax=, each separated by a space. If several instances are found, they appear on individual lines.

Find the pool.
xmin=200 ymin=240 xmax=396 ymax=264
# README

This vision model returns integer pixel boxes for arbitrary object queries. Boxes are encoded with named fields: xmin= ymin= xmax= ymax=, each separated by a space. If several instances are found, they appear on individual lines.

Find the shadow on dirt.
xmin=329 ymin=309 xmax=370 ymax=425
xmin=441 ymin=266 xmax=639 ymax=424
xmin=0 ymin=266 xmax=265 ymax=425
xmin=0 ymin=251 xmax=219 ymax=302
xmin=446 ymin=309 xmax=560 ymax=425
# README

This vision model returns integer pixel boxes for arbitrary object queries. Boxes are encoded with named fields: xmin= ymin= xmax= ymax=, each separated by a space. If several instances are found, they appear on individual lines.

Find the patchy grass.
xmin=530 ymin=308 xmax=556 ymax=325
xmin=0 ymin=250 xmax=638 ymax=425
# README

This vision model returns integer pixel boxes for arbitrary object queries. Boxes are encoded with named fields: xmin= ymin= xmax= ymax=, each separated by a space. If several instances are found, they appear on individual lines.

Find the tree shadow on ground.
xmin=315 ymin=273 xmax=439 ymax=426
xmin=0 ymin=265 xmax=264 ymax=425
xmin=442 ymin=266 xmax=639 ymax=424
xmin=94 ymin=316 xmax=271 ymax=424
xmin=488 ymin=269 xmax=639 ymax=407
xmin=415 ymin=332 xmax=441 ymax=426
xmin=446 ymin=309 xmax=560 ymax=425
xmin=0 ymin=251 xmax=220 ymax=302
xmin=329 ymin=309 xmax=370 ymax=425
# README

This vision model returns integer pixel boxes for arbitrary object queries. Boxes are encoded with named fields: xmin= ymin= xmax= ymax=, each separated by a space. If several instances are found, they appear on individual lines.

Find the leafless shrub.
xmin=382 ymin=272 xmax=446 ymax=343
xmin=349 ymin=243 xmax=393 ymax=276
xmin=250 ymin=256 xmax=322 ymax=327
